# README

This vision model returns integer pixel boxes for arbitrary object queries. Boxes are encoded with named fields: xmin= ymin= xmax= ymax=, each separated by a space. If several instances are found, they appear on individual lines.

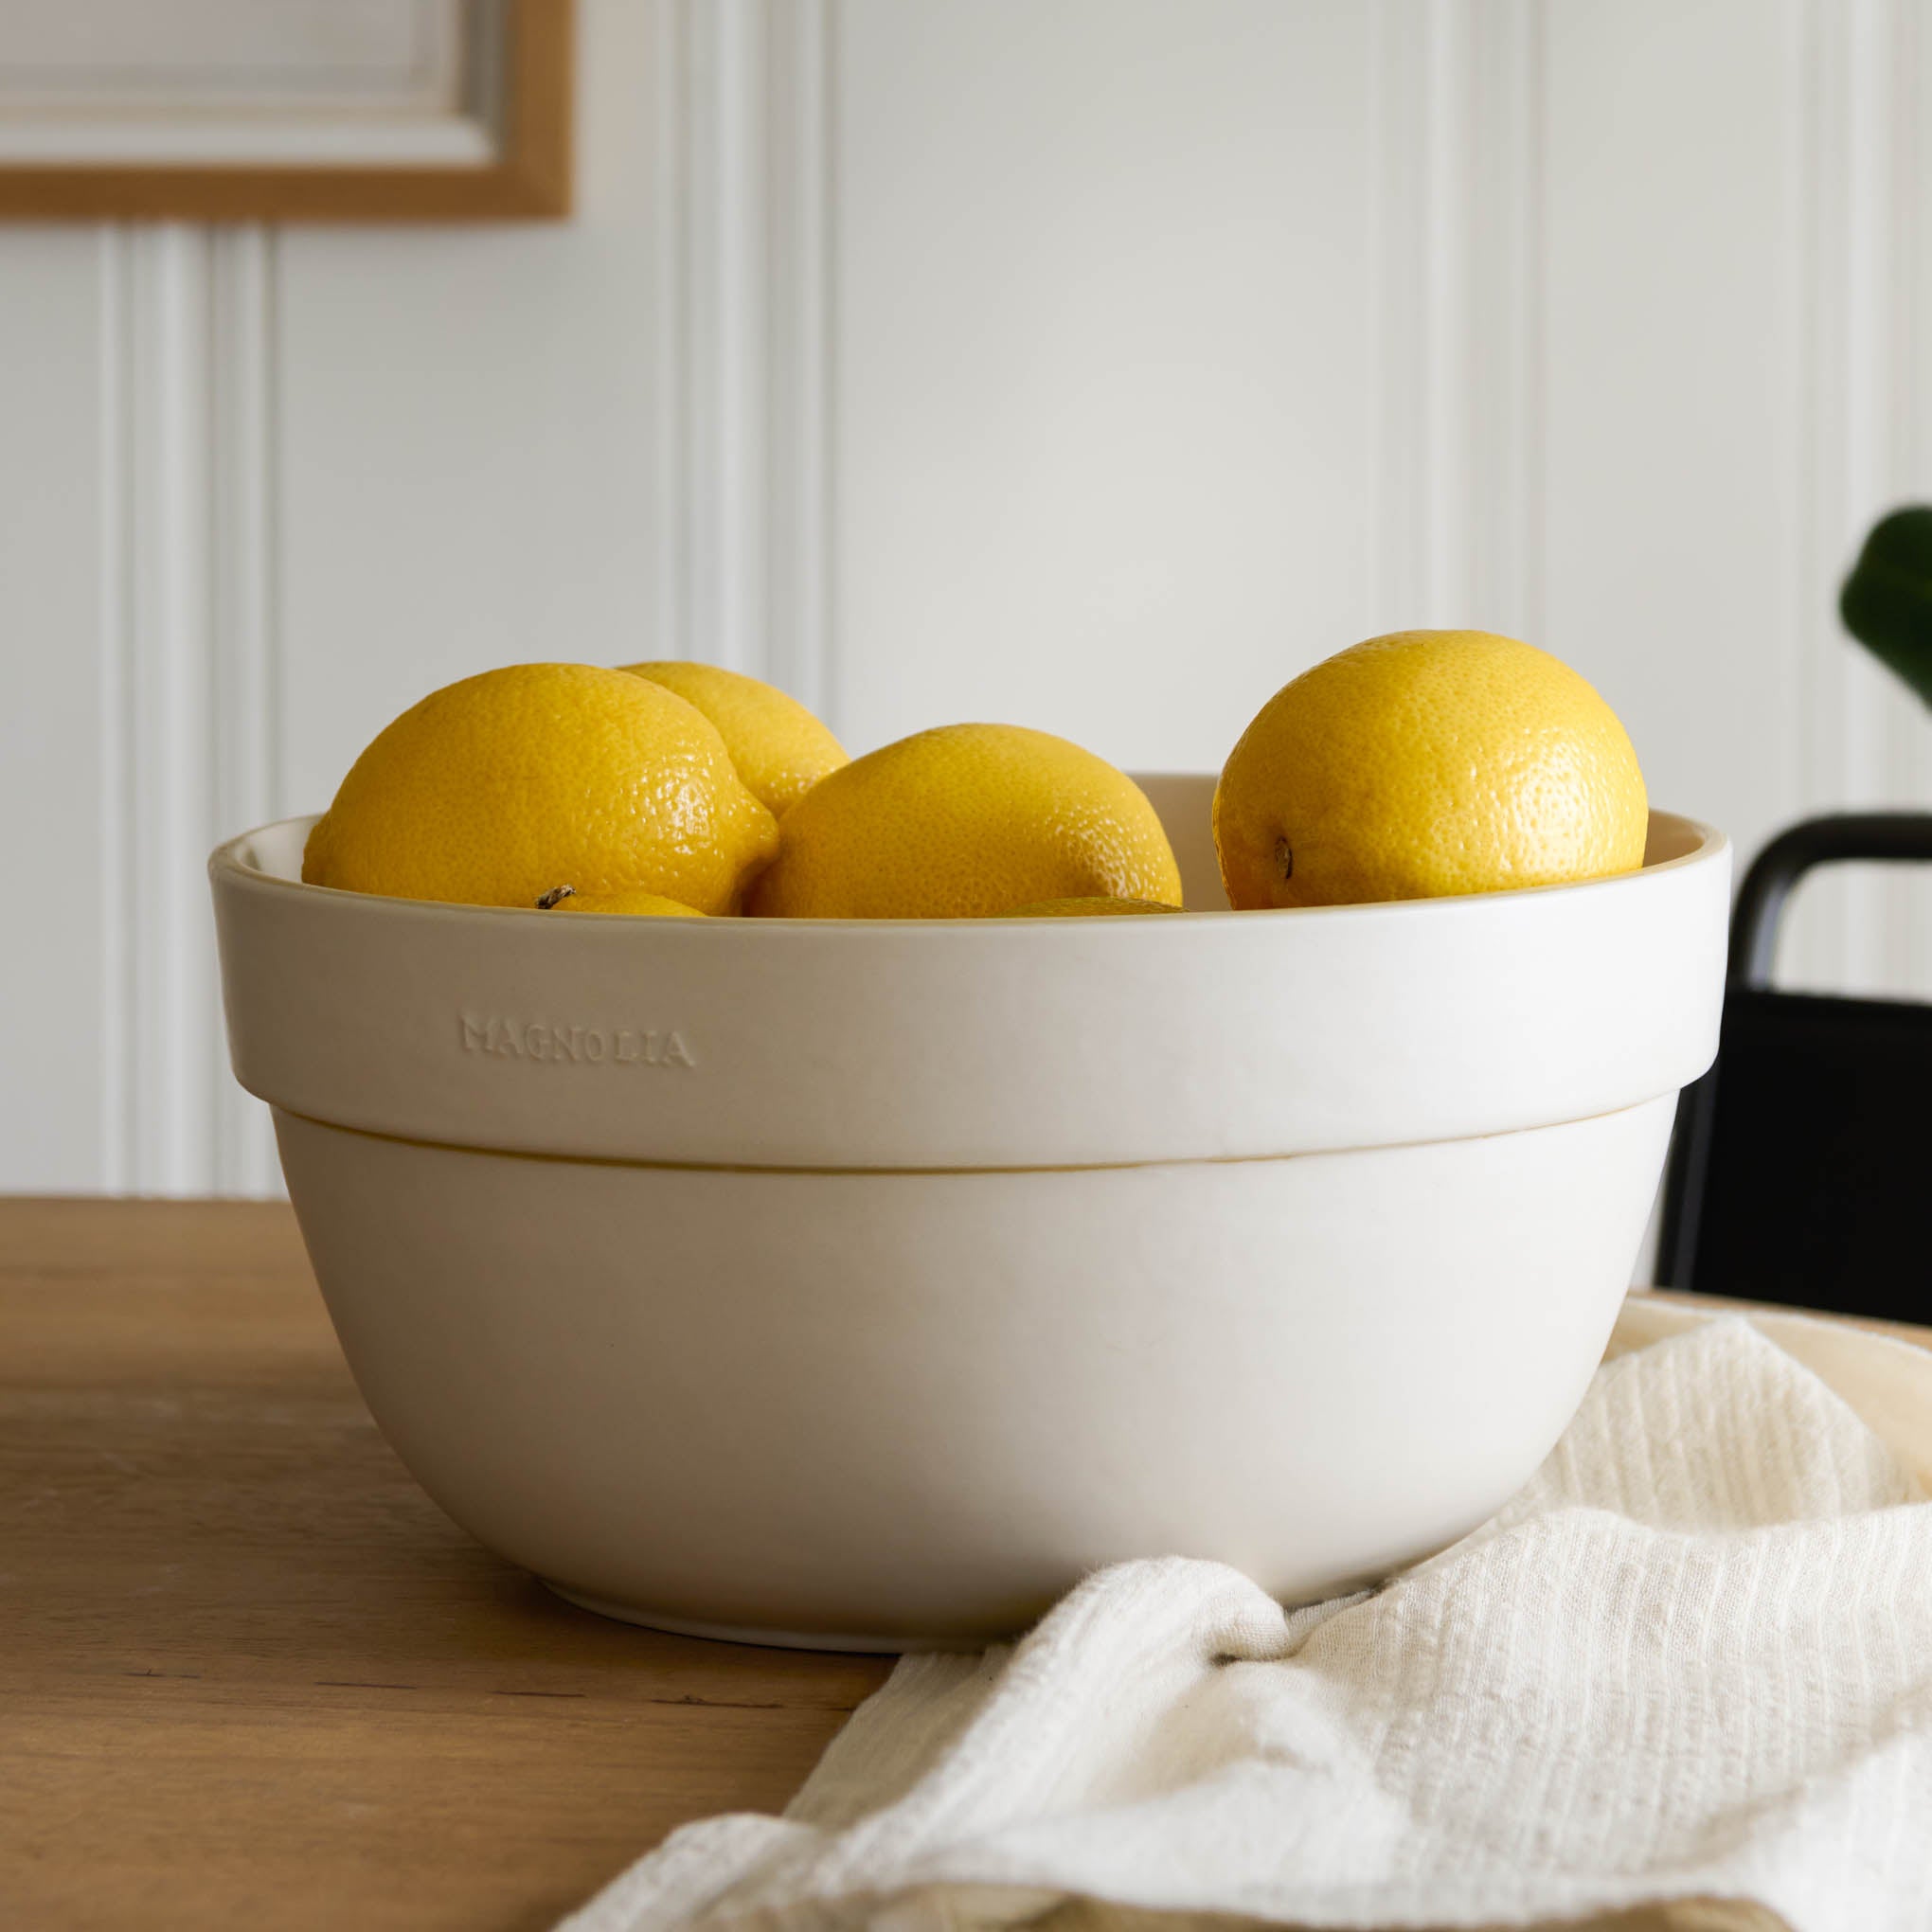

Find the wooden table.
xmin=5 ymin=1201 xmax=1927 ymax=1931
xmin=1 ymin=1201 xmax=890 ymax=1932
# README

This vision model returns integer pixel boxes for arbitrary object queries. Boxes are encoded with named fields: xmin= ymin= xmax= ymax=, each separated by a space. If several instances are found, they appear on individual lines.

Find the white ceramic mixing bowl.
xmin=212 ymin=776 xmax=1728 ymax=1649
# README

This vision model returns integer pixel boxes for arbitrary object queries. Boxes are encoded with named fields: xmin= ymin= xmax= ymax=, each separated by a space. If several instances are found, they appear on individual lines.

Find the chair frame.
xmin=1655 ymin=811 xmax=1932 ymax=1290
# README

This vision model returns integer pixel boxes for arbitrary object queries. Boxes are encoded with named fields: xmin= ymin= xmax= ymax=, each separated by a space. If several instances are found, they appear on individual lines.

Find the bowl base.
xmin=539 ymin=1579 xmax=970 ymax=1655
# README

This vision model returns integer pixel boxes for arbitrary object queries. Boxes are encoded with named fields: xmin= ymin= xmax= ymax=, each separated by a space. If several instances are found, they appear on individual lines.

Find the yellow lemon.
xmin=538 ymin=886 xmax=706 ymax=917
xmin=619 ymin=661 xmax=848 ymax=816
xmin=1215 ymin=630 xmax=1647 ymax=910
xmin=302 ymin=663 xmax=778 ymax=913
xmin=996 ymin=896 xmax=1182 ymax=918
xmin=746 ymin=724 xmax=1183 ymax=920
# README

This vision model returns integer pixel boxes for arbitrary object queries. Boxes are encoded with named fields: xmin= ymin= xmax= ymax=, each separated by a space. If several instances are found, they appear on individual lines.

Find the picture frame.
xmin=0 ymin=0 xmax=572 ymax=222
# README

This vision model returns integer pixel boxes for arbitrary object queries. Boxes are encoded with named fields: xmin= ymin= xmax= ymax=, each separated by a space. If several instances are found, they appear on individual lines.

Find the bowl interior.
xmin=224 ymin=776 xmax=1718 ymax=918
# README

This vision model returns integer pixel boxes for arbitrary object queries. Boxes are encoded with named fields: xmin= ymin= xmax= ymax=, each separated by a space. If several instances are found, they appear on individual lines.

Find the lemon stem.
xmin=535 ymin=885 xmax=577 ymax=909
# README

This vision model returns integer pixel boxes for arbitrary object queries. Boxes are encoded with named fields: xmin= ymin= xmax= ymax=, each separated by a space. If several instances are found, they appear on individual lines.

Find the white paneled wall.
xmin=5 ymin=0 xmax=1932 ymax=1195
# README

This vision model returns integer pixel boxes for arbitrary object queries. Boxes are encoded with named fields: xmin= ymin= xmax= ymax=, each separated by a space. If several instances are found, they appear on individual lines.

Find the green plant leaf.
xmin=1841 ymin=506 xmax=1932 ymax=707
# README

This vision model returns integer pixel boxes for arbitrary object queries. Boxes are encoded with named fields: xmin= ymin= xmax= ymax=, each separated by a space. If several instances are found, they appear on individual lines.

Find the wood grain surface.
xmin=5 ymin=1200 xmax=1927 ymax=1932
xmin=0 ymin=1200 xmax=888 ymax=1932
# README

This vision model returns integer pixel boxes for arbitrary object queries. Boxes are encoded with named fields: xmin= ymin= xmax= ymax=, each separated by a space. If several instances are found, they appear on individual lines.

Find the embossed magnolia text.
xmin=459 ymin=1013 xmax=696 ymax=1068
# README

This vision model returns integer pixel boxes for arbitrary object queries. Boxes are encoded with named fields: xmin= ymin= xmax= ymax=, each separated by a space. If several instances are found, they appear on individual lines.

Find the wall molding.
xmin=654 ymin=0 xmax=833 ymax=718
xmin=209 ymin=226 xmax=282 ymax=1194
xmin=1374 ymin=0 xmax=1543 ymax=641
xmin=682 ymin=0 xmax=767 ymax=677
xmin=102 ymin=221 xmax=280 ymax=1196
xmin=123 ymin=223 xmax=216 ymax=1197
xmin=764 ymin=0 xmax=832 ymax=723
xmin=1372 ymin=0 xmax=1430 ymax=626
xmin=1464 ymin=0 xmax=1544 ymax=646
xmin=1783 ymin=0 xmax=1927 ymax=995
xmin=1904 ymin=0 xmax=1932 ymax=987
xmin=96 ymin=224 xmax=132 ymax=1194
xmin=1380 ymin=0 xmax=1926 ymax=1000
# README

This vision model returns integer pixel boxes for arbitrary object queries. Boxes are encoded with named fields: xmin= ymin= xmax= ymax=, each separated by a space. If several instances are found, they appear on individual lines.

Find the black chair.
xmin=1655 ymin=813 xmax=1932 ymax=1321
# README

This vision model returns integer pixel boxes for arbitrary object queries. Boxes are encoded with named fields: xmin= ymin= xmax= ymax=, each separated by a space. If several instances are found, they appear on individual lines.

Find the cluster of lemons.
xmin=300 ymin=631 xmax=1649 ymax=921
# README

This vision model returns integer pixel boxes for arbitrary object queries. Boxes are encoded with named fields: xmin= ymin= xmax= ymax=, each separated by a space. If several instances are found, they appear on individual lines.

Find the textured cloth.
xmin=564 ymin=1310 xmax=1932 ymax=1932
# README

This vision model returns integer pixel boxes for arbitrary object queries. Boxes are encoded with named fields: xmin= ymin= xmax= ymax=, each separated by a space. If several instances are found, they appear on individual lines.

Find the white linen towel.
xmin=564 ymin=1309 xmax=1932 ymax=1932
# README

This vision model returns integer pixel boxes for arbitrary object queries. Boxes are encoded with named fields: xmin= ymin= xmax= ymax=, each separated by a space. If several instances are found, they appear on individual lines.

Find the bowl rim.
xmin=209 ymin=783 xmax=1728 ymax=934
